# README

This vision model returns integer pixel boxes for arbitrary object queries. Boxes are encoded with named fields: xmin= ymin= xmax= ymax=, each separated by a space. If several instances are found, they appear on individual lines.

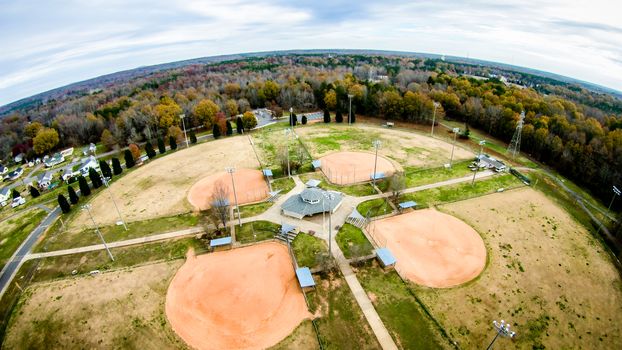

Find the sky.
xmin=1 ymin=0 xmax=621 ymax=106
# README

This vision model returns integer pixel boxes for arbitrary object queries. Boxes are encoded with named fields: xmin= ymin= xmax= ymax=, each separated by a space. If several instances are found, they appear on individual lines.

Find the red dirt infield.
xmin=187 ymin=168 xmax=269 ymax=210
xmin=165 ymin=242 xmax=311 ymax=350
xmin=320 ymin=151 xmax=396 ymax=185
xmin=369 ymin=209 xmax=486 ymax=288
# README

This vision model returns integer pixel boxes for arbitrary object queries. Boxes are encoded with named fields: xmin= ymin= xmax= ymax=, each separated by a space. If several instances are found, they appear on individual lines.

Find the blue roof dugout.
xmin=295 ymin=267 xmax=315 ymax=288
xmin=376 ymin=248 xmax=397 ymax=267
xmin=210 ymin=236 xmax=232 ymax=248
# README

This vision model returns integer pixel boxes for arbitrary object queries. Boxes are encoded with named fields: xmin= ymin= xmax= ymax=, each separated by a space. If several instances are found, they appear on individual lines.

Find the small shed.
xmin=305 ymin=179 xmax=321 ymax=188
xmin=398 ymin=201 xmax=418 ymax=212
xmin=370 ymin=172 xmax=386 ymax=181
xmin=210 ymin=236 xmax=232 ymax=251
xmin=295 ymin=267 xmax=316 ymax=291
xmin=312 ymin=160 xmax=321 ymax=170
xmin=375 ymin=248 xmax=397 ymax=269
xmin=262 ymin=169 xmax=273 ymax=178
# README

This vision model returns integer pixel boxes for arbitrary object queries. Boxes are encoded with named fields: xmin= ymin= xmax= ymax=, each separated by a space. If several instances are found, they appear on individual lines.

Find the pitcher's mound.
xmin=187 ymin=168 xmax=269 ymax=210
xmin=165 ymin=242 xmax=310 ymax=350
xmin=320 ymin=151 xmax=396 ymax=185
xmin=369 ymin=209 xmax=486 ymax=288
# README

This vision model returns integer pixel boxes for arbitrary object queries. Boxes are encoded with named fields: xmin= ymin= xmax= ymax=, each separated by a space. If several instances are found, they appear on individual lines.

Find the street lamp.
xmin=284 ymin=128 xmax=292 ymax=177
xmin=431 ymin=102 xmax=440 ymax=136
xmin=81 ymin=204 xmax=114 ymax=261
xmin=348 ymin=94 xmax=354 ymax=125
xmin=99 ymin=168 xmax=127 ymax=231
xmin=180 ymin=114 xmax=189 ymax=148
xmin=372 ymin=140 xmax=382 ymax=187
xmin=450 ymin=127 xmax=460 ymax=167
xmin=472 ymin=140 xmax=486 ymax=185
xmin=323 ymin=192 xmax=335 ymax=259
xmin=486 ymin=319 xmax=516 ymax=350
xmin=225 ymin=167 xmax=242 ymax=227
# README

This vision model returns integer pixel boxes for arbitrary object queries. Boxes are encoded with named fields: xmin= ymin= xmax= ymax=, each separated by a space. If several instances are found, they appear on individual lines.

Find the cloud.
xmin=0 ymin=0 xmax=621 ymax=106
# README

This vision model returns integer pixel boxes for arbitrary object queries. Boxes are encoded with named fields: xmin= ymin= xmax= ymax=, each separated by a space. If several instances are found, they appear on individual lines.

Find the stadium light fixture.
xmin=348 ymin=94 xmax=354 ymax=125
xmin=431 ymin=102 xmax=440 ymax=136
xmin=99 ymin=168 xmax=127 ymax=231
xmin=472 ymin=140 xmax=486 ymax=185
xmin=284 ymin=129 xmax=292 ymax=177
xmin=180 ymin=114 xmax=189 ymax=148
xmin=225 ymin=167 xmax=242 ymax=227
xmin=486 ymin=319 xmax=516 ymax=350
xmin=323 ymin=192 xmax=335 ymax=259
xmin=450 ymin=128 xmax=460 ymax=167
xmin=81 ymin=204 xmax=114 ymax=261
xmin=372 ymin=140 xmax=382 ymax=188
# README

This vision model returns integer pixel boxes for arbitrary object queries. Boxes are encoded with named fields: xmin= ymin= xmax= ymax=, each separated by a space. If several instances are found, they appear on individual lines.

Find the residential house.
xmin=14 ymin=153 xmax=24 ymax=163
xmin=7 ymin=167 xmax=23 ymax=181
xmin=0 ymin=164 xmax=7 ymax=175
xmin=38 ymin=172 xmax=53 ymax=189
xmin=475 ymin=154 xmax=507 ymax=172
xmin=44 ymin=153 xmax=65 ymax=168
xmin=78 ymin=156 xmax=99 ymax=176
xmin=60 ymin=147 xmax=74 ymax=157
xmin=0 ymin=187 xmax=10 ymax=205
xmin=82 ymin=143 xmax=97 ymax=156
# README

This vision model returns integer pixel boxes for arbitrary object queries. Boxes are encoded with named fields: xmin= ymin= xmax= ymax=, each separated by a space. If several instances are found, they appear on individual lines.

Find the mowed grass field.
xmin=0 ymin=209 xmax=46 ymax=270
xmin=414 ymin=188 xmax=622 ymax=349
xmin=295 ymin=123 xmax=474 ymax=169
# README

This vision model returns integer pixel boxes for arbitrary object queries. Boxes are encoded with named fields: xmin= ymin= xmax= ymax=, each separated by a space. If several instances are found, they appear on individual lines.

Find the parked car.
xmin=11 ymin=196 xmax=26 ymax=208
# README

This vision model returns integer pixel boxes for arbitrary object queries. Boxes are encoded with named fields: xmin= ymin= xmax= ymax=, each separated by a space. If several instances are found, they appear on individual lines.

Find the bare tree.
xmin=209 ymin=180 xmax=230 ymax=230
xmin=388 ymin=172 xmax=406 ymax=205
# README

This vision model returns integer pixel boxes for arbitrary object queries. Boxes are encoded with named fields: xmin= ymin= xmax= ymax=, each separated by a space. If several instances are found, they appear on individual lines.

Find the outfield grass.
xmin=335 ymin=224 xmax=374 ymax=259
xmin=271 ymin=177 xmax=296 ymax=193
xmin=355 ymin=263 xmax=451 ymax=349
xmin=306 ymin=272 xmax=381 ymax=349
xmin=357 ymin=198 xmax=393 ymax=218
xmin=0 ymin=209 xmax=47 ymax=270
xmin=239 ymin=201 xmax=273 ymax=218
xmin=402 ymin=173 xmax=522 ymax=207
xmin=292 ymin=233 xmax=327 ymax=268
xmin=402 ymin=160 xmax=473 ymax=189
xmin=236 ymin=220 xmax=280 ymax=244
xmin=299 ymin=173 xmax=377 ymax=196
xmin=35 ymin=212 xmax=200 ymax=252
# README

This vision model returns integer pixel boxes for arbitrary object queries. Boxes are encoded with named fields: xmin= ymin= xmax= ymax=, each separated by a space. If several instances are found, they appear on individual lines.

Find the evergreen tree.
xmin=226 ymin=121 xmax=233 ymax=136
xmin=157 ymin=137 xmax=166 ymax=154
xmin=213 ymin=123 xmax=221 ymax=139
xmin=11 ymin=189 xmax=20 ymax=199
xmin=335 ymin=110 xmax=343 ymax=123
xmin=99 ymin=160 xmax=112 ymax=179
xmin=301 ymin=114 xmax=307 ymax=125
xmin=78 ymin=176 xmax=91 ymax=196
xmin=112 ymin=157 xmax=123 ymax=175
xmin=351 ymin=111 xmax=356 ymax=123
xmin=145 ymin=141 xmax=156 ymax=159
xmin=323 ymin=109 xmax=330 ymax=123
xmin=236 ymin=116 xmax=243 ymax=134
xmin=190 ymin=131 xmax=197 ymax=144
xmin=68 ymin=186 xmax=79 ymax=204
xmin=124 ymin=149 xmax=135 ymax=168
xmin=29 ymin=186 xmax=40 ymax=198
xmin=290 ymin=112 xmax=297 ymax=126
xmin=169 ymin=136 xmax=177 ymax=150
xmin=58 ymin=194 xmax=71 ymax=213
xmin=89 ymin=167 xmax=102 ymax=189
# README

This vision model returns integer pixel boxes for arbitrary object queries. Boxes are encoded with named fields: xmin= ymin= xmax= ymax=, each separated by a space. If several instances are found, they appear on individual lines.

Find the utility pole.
xmin=225 ymin=167 xmax=242 ymax=227
xmin=486 ymin=319 xmax=516 ymax=350
xmin=99 ymin=168 xmax=127 ymax=230
xmin=348 ymin=94 xmax=354 ymax=125
xmin=431 ymin=102 xmax=440 ymax=136
xmin=284 ymin=128 xmax=291 ymax=177
xmin=372 ymin=140 xmax=381 ymax=188
xmin=472 ymin=140 xmax=485 ymax=185
xmin=82 ymin=204 xmax=114 ymax=261
xmin=597 ymin=186 xmax=620 ymax=235
xmin=180 ymin=114 xmax=189 ymax=148
xmin=450 ymin=128 xmax=460 ymax=167
xmin=323 ymin=192 xmax=334 ymax=259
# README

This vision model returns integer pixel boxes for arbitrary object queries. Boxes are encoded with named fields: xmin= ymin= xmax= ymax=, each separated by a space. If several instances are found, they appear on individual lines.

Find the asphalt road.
xmin=0 ymin=206 xmax=60 ymax=296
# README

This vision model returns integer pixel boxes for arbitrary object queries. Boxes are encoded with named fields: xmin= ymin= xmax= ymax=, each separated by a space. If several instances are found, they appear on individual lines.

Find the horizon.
xmin=1 ymin=1 xmax=622 ymax=106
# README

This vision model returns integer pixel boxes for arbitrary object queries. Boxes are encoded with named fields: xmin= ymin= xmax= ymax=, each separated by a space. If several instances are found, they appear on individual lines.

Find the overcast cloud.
xmin=1 ymin=0 xmax=621 ymax=106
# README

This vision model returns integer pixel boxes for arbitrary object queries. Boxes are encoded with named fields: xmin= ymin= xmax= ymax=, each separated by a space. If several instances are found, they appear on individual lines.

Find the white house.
xmin=44 ymin=153 xmax=65 ymax=168
xmin=38 ymin=172 xmax=53 ymax=189
xmin=82 ymin=143 xmax=96 ymax=155
xmin=0 ymin=164 xmax=7 ymax=175
xmin=62 ymin=166 xmax=76 ymax=181
xmin=14 ymin=153 xmax=24 ymax=163
xmin=0 ymin=187 xmax=10 ymax=204
xmin=7 ymin=167 xmax=23 ymax=181
xmin=78 ymin=156 xmax=99 ymax=176
xmin=60 ymin=147 xmax=74 ymax=157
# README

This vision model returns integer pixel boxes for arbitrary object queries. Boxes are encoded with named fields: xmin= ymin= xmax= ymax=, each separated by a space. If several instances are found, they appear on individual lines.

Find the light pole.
xmin=225 ymin=167 xmax=242 ymax=227
xmin=450 ymin=127 xmax=460 ymax=167
xmin=372 ymin=140 xmax=382 ymax=187
xmin=597 ymin=186 xmax=620 ymax=235
xmin=323 ymin=192 xmax=334 ymax=259
xmin=431 ymin=102 xmax=440 ymax=136
xmin=289 ymin=107 xmax=294 ymax=128
xmin=472 ymin=140 xmax=485 ymax=185
xmin=486 ymin=319 xmax=516 ymax=350
xmin=180 ymin=114 xmax=189 ymax=148
xmin=99 ymin=168 xmax=127 ymax=230
xmin=348 ymin=94 xmax=354 ymax=125
xmin=284 ymin=128 xmax=292 ymax=177
xmin=82 ymin=204 xmax=114 ymax=261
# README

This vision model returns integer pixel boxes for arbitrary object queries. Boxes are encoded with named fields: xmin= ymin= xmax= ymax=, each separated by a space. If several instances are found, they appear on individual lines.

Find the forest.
xmin=1 ymin=54 xmax=621 ymax=213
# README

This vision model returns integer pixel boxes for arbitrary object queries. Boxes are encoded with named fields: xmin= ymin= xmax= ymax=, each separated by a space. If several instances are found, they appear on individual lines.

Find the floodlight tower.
xmin=449 ymin=128 xmax=460 ymax=167
xmin=225 ymin=167 xmax=242 ymax=227
xmin=472 ymin=140 xmax=486 ymax=185
xmin=81 ymin=204 xmax=114 ymax=261
xmin=507 ymin=111 xmax=525 ymax=158
xmin=431 ymin=102 xmax=440 ymax=136
xmin=486 ymin=319 xmax=516 ymax=350
xmin=348 ymin=94 xmax=354 ymax=125
xmin=180 ymin=114 xmax=189 ymax=148
xmin=372 ymin=140 xmax=382 ymax=187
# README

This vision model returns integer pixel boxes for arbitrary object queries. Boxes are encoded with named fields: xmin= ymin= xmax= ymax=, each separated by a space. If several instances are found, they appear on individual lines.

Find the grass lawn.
xmin=402 ymin=173 xmax=522 ymax=207
xmin=299 ymin=173 xmax=377 ymax=197
xmin=355 ymin=263 xmax=452 ymax=349
xmin=236 ymin=220 xmax=280 ymax=244
xmin=270 ymin=320 xmax=319 ymax=350
xmin=271 ymin=177 xmax=296 ymax=193
xmin=35 ymin=212 xmax=200 ymax=252
xmin=0 ymin=209 xmax=47 ymax=270
xmin=402 ymin=160 xmax=473 ymax=189
xmin=357 ymin=198 xmax=393 ymax=218
xmin=239 ymin=201 xmax=273 ymax=218
xmin=336 ymin=223 xmax=374 ymax=259
xmin=292 ymin=233 xmax=327 ymax=268
xmin=306 ymin=271 xmax=381 ymax=349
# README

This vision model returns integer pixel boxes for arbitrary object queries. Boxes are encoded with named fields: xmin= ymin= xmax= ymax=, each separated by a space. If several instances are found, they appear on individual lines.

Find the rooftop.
xmin=295 ymin=267 xmax=315 ymax=288
xmin=210 ymin=236 xmax=232 ymax=247
xmin=281 ymin=188 xmax=343 ymax=217
xmin=376 ymin=248 xmax=397 ymax=267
